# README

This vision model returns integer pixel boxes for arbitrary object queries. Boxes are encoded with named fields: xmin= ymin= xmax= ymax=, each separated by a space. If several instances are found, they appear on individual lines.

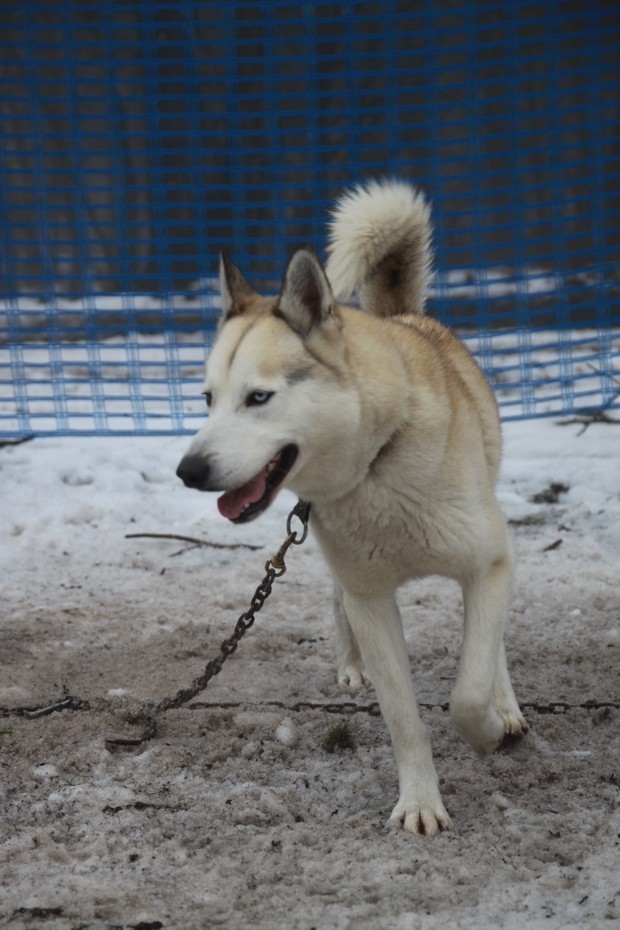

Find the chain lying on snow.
xmin=149 ymin=498 xmax=311 ymax=713
xmin=5 ymin=695 xmax=620 ymax=722
xmin=0 ymin=498 xmax=311 ymax=731
xmin=101 ymin=498 xmax=311 ymax=745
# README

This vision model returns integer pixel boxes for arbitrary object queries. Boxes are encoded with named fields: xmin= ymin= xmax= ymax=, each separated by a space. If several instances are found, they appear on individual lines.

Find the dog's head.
xmin=176 ymin=249 xmax=362 ymax=522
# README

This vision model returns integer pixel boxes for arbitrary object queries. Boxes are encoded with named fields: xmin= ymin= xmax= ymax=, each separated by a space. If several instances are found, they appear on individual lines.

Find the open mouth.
xmin=217 ymin=444 xmax=298 ymax=524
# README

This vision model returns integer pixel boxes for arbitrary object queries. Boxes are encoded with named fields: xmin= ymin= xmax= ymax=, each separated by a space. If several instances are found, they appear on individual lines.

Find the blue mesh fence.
xmin=0 ymin=0 xmax=618 ymax=436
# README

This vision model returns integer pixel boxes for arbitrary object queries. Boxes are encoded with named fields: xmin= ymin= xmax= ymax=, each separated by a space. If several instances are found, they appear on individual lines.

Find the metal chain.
xmin=151 ymin=498 xmax=311 ymax=713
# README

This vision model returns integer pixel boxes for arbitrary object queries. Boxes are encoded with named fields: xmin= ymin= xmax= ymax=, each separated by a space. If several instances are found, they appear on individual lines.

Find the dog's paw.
xmin=494 ymin=681 xmax=529 ymax=745
xmin=497 ymin=705 xmax=529 ymax=747
xmin=389 ymin=794 xmax=452 ymax=836
xmin=451 ymin=699 xmax=528 ymax=756
xmin=450 ymin=701 xmax=507 ymax=756
xmin=337 ymin=663 xmax=370 ymax=692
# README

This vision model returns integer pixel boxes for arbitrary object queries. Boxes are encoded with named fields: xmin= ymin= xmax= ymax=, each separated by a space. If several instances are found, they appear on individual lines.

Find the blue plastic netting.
xmin=1 ymin=0 xmax=618 ymax=435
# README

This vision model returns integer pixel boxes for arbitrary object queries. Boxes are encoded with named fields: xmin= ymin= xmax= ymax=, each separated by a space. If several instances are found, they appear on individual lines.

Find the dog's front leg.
xmin=451 ymin=548 xmax=527 ymax=755
xmin=342 ymin=590 xmax=451 ymax=835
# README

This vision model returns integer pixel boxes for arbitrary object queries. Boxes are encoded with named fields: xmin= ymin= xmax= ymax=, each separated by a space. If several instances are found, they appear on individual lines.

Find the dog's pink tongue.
xmin=217 ymin=470 xmax=267 ymax=520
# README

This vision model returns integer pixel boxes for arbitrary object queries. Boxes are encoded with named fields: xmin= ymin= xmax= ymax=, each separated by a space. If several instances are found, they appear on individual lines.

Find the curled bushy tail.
xmin=325 ymin=179 xmax=433 ymax=317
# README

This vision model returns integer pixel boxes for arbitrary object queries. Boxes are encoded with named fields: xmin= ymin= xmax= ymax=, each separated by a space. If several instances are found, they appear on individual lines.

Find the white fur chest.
xmin=309 ymin=479 xmax=461 ymax=595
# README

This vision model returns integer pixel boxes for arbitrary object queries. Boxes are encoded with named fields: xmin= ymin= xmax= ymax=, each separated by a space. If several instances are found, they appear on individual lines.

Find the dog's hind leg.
xmin=333 ymin=581 xmax=369 ymax=691
xmin=450 ymin=542 xmax=525 ymax=755
xmin=342 ymin=590 xmax=451 ymax=834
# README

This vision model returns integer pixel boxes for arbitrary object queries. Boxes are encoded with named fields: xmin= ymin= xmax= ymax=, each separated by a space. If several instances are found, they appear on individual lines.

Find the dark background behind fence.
xmin=0 ymin=0 xmax=618 ymax=434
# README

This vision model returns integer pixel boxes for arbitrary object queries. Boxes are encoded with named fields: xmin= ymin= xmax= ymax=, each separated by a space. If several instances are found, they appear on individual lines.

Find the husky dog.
xmin=177 ymin=180 xmax=527 ymax=835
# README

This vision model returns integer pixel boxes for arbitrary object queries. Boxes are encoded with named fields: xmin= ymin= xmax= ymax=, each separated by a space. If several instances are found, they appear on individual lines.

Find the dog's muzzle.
xmin=176 ymin=454 xmax=210 ymax=491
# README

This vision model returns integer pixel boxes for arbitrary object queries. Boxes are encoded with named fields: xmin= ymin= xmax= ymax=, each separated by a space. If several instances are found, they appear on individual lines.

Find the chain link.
xmin=151 ymin=499 xmax=311 ymax=713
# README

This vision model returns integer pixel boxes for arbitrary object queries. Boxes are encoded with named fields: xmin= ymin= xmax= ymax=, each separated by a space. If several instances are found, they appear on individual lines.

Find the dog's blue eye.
xmin=246 ymin=390 xmax=273 ymax=407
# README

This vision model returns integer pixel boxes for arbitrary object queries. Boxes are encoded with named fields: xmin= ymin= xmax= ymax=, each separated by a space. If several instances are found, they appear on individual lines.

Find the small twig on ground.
xmin=556 ymin=362 xmax=620 ymax=433
xmin=557 ymin=411 xmax=620 ymax=435
xmin=125 ymin=532 xmax=262 ymax=551
xmin=0 ymin=694 xmax=90 ymax=718
xmin=0 ymin=435 xmax=35 ymax=449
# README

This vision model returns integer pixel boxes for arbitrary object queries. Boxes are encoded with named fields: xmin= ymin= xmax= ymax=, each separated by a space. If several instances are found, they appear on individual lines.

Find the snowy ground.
xmin=1 ymin=418 xmax=619 ymax=929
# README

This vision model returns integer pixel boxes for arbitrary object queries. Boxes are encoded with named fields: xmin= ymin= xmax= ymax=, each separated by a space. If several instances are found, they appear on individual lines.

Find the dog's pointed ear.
xmin=277 ymin=249 xmax=338 ymax=337
xmin=219 ymin=251 xmax=256 ymax=322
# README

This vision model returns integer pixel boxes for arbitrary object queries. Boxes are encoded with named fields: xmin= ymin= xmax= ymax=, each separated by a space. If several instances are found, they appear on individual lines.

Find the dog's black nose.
xmin=176 ymin=454 xmax=210 ymax=490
